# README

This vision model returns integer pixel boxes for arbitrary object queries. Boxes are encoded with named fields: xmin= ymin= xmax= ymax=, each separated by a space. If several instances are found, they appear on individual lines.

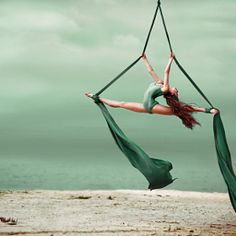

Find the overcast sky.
xmin=0 ymin=0 xmax=235 ymax=159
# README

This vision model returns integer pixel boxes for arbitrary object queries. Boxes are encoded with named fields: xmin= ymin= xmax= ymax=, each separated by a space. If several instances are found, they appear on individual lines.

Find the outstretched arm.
xmin=142 ymin=54 xmax=163 ymax=84
xmin=162 ymin=53 xmax=175 ymax=92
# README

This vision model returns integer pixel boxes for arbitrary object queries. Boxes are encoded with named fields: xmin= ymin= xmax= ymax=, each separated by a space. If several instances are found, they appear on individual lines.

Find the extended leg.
xmin=85 ymin=93 xmax=174 ymax=115
xmin=100 ymin=98 xmax=174 ymax=115
xmin=100 ymin=98 xmax=147 ymax=113
xmin=191 ymin=106 xmax=219 ymax=115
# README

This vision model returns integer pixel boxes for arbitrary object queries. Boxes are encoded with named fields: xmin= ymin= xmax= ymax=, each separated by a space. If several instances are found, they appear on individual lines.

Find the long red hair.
xmin=164 ymin=92 xmax=200 ymax=129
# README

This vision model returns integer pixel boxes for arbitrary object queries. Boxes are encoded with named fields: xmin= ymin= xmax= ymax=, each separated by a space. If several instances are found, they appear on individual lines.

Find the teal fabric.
xmin=159 ymin=2 xmax=236 ymax=212
xmin=143 ymin=83 xmax=163 ymax=113
xmin=94 ymin=98 xmax=175 ymax=189
xmin=213 ymin=113 xmax=236 ymax=212
xmin=92 ymin=0 xmax=236 ymax=213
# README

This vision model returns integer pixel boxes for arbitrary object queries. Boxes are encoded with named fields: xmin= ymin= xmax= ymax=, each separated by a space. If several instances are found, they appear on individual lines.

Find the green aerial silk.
xmin=213 ymin=113 xmax=236 ymax=212
xmin=93 ymin=97 xmax=175 ymax=189
xmin=92 ymin=0 xmax=236 ymax=213
xmin=158 ymin=2 xmax=236 ymax=212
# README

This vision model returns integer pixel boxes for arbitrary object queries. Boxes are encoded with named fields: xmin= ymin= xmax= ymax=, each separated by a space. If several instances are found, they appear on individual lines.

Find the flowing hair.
xmin=164 ymin=92 xmax=200 ymax=129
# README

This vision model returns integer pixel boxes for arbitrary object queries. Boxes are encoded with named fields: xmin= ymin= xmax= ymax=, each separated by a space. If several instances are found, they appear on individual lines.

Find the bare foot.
xmin=210 ymin=108 xmax=219 ymax=115
xmin=85 ymin=92 xmax=94 ymax=98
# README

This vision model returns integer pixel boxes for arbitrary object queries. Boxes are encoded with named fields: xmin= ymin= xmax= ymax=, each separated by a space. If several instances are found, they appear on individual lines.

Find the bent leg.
xmin=152 ymin=104 xmax=174 ymax=115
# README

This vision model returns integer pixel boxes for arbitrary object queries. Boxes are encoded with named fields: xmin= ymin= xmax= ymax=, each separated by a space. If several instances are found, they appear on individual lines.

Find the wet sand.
xmin=0 ymin=190 xmax=236 ymax=236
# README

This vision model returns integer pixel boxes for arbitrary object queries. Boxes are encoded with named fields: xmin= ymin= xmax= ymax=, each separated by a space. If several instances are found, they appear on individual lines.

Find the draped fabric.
xmin=94 ymin=99 xmax=175 ymax=189
xmin=91 ymin=0 xmax=236 ymax=212
xmin=213 ymin=114 xmax=236 ymax=212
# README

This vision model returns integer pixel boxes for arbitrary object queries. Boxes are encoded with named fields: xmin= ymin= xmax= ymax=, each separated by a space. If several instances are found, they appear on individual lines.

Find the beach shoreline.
xmin=0 ymin=189 xmax=236 ymax=236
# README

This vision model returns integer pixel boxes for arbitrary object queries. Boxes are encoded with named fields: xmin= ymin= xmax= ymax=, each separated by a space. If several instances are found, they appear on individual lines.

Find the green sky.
xmin=0 ymin=0 xmax=235 ymax=190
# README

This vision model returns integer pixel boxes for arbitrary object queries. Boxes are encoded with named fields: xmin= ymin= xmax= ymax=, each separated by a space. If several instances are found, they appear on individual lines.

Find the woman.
xmin=86 ymin=53 xmax=218 ymax=129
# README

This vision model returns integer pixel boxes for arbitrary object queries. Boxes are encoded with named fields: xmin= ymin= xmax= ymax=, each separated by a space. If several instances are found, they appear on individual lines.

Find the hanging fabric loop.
xmin=142 ymin=1 xmax=160 ymax=54
xmin=95 ymin=56 xmax=142 ymax=96
xmin=174 ymin=57 xmax=214 ymax=108
xmin=159 ymin=5 xmax=173 ymax=53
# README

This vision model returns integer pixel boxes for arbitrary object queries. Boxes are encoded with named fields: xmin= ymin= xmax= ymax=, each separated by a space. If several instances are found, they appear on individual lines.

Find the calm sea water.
xmin=0 ymin=148 xmax=230 ymax=192
xmin=0 ymin=106 xmax=233 ymax=193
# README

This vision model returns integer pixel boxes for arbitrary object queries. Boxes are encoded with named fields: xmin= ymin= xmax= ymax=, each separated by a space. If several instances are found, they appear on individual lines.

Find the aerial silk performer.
xmin=86 ymin=0 xmax=236 ymax=213
xmin=85 ymin=53 xmax=217 ymax=190
xmin=86 ymin=53 xmax=217 ymax=128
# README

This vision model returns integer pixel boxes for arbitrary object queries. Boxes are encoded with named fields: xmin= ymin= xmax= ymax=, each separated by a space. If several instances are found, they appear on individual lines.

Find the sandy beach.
xmin=0 ymin=190 xmax=236 ymax=236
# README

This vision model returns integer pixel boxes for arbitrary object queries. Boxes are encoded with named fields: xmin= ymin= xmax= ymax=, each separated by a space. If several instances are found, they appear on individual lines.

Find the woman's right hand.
xmin=141 ymin=53 xmax=147 ymax=60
